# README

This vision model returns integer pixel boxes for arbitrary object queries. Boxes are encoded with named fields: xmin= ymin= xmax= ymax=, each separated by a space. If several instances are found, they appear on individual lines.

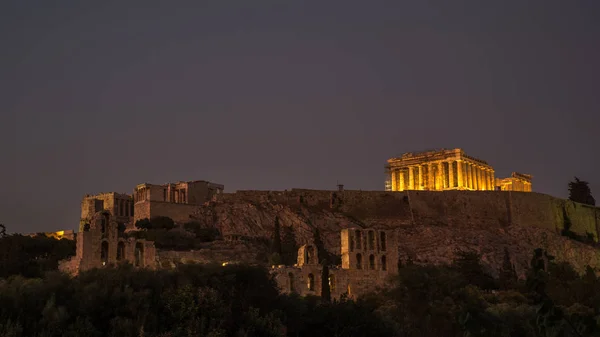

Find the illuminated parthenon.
xmin=385 ymin=148 xmax=499 ymax=191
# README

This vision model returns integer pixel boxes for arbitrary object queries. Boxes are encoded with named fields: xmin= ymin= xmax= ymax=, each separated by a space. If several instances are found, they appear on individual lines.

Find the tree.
xmin=280 ymin=226 xmax=298 ymax=266
xmin=312 ymin=227 xmax=329 ymax=264
xmin=321 ymin=263 xmax=331 ymax=302
xmin=569 ymin=177 xmax=595 ymax=206
xmin=499 ymin=247 xmax=517 ymax=290
xmin=271 ymin=216 xmax=282 ymax=256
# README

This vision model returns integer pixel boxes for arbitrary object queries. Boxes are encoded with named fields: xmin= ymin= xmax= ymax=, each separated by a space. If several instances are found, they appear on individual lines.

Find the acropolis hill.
xmin=59 ymin=148 xmax=599 ymax=298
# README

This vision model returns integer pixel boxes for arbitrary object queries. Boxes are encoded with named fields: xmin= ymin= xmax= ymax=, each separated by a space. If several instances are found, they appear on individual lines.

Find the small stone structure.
xmin=272 ymin=228 xmax=399 ymax=299
xmin=385 ymin=148 xmax=532 ymax=192
xmin=496 ymin=172 xmax=533 ymax=192
xmin=59 ymin=211 xmax=156 ymax=276
xmin=134 ymin=180 xmax=224 ymax=223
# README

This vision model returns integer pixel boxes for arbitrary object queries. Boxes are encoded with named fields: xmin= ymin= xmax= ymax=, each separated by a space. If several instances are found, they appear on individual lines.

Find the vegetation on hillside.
xmin=569 ymin=177 xmax=596 ymax=206
xmin=2 ymin=228 xmax=600 ymax=336
xmin=130 ymin=217 xmax=221 ymax=251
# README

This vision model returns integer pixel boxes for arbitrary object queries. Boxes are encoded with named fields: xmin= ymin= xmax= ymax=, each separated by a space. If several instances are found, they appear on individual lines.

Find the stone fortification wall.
xmin=134 ymin=200 xmax=198 ymax=224
xmin=215 ymin=189 xmax=598 ymax=238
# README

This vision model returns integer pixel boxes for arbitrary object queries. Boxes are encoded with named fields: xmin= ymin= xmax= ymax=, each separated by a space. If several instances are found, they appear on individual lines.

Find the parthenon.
xmin=385 ymin=148 xmax=530 ymax=192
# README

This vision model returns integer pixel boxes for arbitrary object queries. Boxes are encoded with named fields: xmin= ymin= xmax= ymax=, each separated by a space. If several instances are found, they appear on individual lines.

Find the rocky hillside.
xmin=184 ymin=189 xmax=600 ymax=277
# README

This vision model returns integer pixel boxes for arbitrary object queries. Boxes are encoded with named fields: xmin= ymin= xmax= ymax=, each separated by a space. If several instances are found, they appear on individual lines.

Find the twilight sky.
xmin=1 ymin=1 xmax=599 ymax=233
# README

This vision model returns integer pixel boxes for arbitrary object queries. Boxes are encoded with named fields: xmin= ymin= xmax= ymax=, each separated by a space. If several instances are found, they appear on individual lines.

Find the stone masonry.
xmin=272 ymin=228 xmax=399 ymax=300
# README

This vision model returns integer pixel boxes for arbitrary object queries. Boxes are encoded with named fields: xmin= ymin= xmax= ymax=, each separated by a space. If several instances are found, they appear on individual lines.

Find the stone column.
xmin=417 ymin=166 xmax=423 ymax=190
xmin=448 ymin=161 xmax=455 ymax=188
xmin=490 ymin=170 xmax=495 ymax=191
xmin=469 ymin=164 xmax=475 ymax=189
xmin=456 ymin=160 xmax=463 ymax=188
xmin=427 ymin=163 xmax=434 ymax=190
xmin=474 ymin=166 xmax=480 ymax=190
xmin=408 ymin=166 xmax=414 ymax=190
xmin=399 ymin=169 xmax=405 ymax=191
xmin=437 ymin=162 xmax=443 ymax=190
xmin=391 ymin=170 xmax=396 ymax=191
xmin=464 ymin=163 xmax=469 ymax=189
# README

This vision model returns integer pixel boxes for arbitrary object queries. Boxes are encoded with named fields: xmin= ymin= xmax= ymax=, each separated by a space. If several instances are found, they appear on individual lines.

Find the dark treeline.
xmin=1 ymin=244 xmax=600 ymax=336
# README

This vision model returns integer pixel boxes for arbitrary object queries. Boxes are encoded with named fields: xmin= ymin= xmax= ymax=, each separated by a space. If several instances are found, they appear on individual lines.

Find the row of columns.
xmin=135 ymin=188 xmax=148 ymax=202
xmin=391 ymin=160 xmax=495 ymax=191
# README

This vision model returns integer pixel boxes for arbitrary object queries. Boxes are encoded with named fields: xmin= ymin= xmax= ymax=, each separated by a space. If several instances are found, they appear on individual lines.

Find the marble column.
xmin=399 ymin=169 xmax=405 ymax=191
xmin=427 ymin=163 xmax=434 ymax=190
xmin=408 ymin=166 xmax=414 ymax=190
xmin=489 ymin=171 xmax=495 ymax=191
xmin=456 ymin=160 xmax=463 ymax=188
xmin=417 ymin=166 xmax=423 ymax=190
xmin=448 ymin=161 xmax=455 ymax=188
xmin=474 ymin=166 xmax=480 ymax=190
xmin=464 ymin=163 xmax=470 ymax=189
xmin=437 ymin=162 xmax=443 ymax=190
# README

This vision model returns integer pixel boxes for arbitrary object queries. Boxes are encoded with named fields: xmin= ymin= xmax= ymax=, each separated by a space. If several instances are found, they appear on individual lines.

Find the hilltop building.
xmin=385 ymin=148 xmax=532 ymax=192
xmin=133 ymin=180 xmax=224 ymax=223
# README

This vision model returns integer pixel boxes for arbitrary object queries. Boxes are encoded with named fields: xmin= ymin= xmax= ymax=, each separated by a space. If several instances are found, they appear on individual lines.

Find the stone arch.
xmin=356 ymin=253 xmax=363 ymax=269
xmin=381 ymin=255 xmax=387 ymax=271
xmin=355 ymin=230 xmax=362 ymax=249
xmin=117 ymin=241 xmax=125 ymax=261
xmin=134 ymin=242 xmax=144 ymax=267
xmin=368 ymin=230 xmax=375 ymax=250
xmin=101 ymin=241 xmax=109 ymax=266
xmin=380 ymin=232 xmax=387 ymax=251
xmin=369 ymin=254 xmax=375 ymax=270
xmin=288 ymin=272 xmax=295 ymax=292
xmin=307 ymin=273 xmax=315 ymax=291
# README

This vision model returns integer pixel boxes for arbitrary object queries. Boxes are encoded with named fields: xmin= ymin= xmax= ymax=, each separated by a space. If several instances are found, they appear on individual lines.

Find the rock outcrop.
xmin=180 ymin=189 xmax=600 ymax=277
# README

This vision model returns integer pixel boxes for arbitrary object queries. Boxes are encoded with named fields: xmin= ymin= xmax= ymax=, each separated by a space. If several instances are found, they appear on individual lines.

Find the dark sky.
xmin=1 ymin=1 xmax=599 ymax=233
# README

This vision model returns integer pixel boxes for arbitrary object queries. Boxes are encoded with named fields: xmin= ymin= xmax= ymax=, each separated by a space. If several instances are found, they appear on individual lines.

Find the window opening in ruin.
xmin=369 ymin=254 xmax=375 ymax=270
xmin=101 ymin=241 xmax=109 ymax=266
xmin=307 ymin=273 xmax=315 ymax=291
xmin=83 ymin=223 xmax=90 ymax=232
xmin=117 ymin=241 xmax=125 ymax=261
xmin=135 ymin=242 xmax=144 ymax=267
xmin=368 ymin=231 xmax=375 ymax=250
xmin=381 ymin=255 xmax=387 ymax=271
xmin=163 ymin=189 xmax=167 ymax=201
xmin=349 ymin=234 xmax=354 ymax=252
xmin=329 ymin=274 xmax=336 ymax=291
xmin=347 ymin=284 xmax=351 ymax=296
xmin=101 ymin=220 xmax=106 ymax=234
xmin=181 ymin=190 xmax=186 ymax=203
xmin=380 ymin=232 xmax=387 ymax=251
xmin=355 ymin=230 xmax=362 ymax=249
xmin=101 ymin=213 xmax=110 ymax=234
xmin=288 ymin=273 xmax=295 ymax=292
xmin=356 ymin=253 xmax=362 ymax=269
